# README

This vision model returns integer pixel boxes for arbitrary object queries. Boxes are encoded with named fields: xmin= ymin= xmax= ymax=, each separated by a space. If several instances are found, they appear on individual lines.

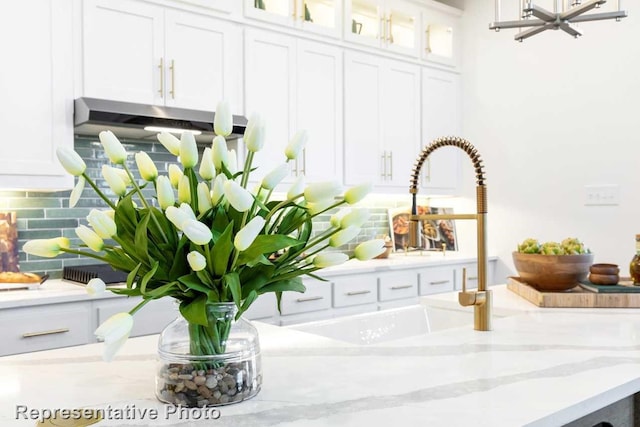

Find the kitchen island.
xmin=2 ymin=285 xmax=640 ymax=426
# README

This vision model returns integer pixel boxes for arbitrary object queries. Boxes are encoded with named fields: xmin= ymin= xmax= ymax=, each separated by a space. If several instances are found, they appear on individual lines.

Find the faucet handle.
xmin=461 ymin=267 xmax=467 ymax=293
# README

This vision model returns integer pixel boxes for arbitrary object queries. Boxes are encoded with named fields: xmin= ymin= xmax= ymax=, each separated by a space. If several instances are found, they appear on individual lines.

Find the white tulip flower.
xmin=198 ymin=147 xmax=215 ymax=180
xmin=354 ymin=239 xmax=386 ymax=261
xmin=244 ymin=114 xmax=265 ymax=153
xmin=227 ymin=149 xmax=238 ymax=175
xmin=87 ymin=209 xmax=117 ymax=239
xmin=214 ymin=100 xmax=233 ymax=137
xmin=101 ymin=165 xmax=127 ymax=197
xmin=330 ymin=208 xmax=349 ymax=228
xmin=180 ymin=132 xmax=198 ymax=168
xmin=261 ymin=164 xmax=290 ymax=190
xmin=157 ymin=132 xmax=181 ymax=156
xmin=329 ymin=226 xmax=360 ymax=247
xmin=178 ymin=203 xmax=197 ymax=222
xmin=165 ymin=206 xmax=190 ymax=230
xmin=156 ymin=175 xmax=175 ymax=210
xmin=285 ymin=129 xmax=309 ymax=160
xmin=95 ymin=312 xmax=134 ymax=362
xmin=76 ymin=225 xmax=105 ymax=252
xmin=340 ymin=208 xmax=371 ymax=229
xmin=187 ymin=251 xmax=207 ymax=271
xmin=69 ymin=176 xmax=85 ymax=208
xmin=313 ymin=252 xmax=349 ymax=268
xmin=178 ymin=175 xmax=191 ymax=204
xmin=211 ymin=174 xmax=227 ymax=205
xmin=99 ymin=130 xmax=127 ymax=164
xmin=344 ymin=182 xmax=373 ymax=205
xmin=211 ymin=136 xmax=228 ymax=170
xmin=134 ymin=152 xmax=157 ymax=181
xmin=234 ymin=216 xmax=266 ymax=252
xmin=304 ymin=181 xmax=342 ymax=203
xmin=224 ymin=180 xmax=253 ymax=212
xmin=168 ymin=164 xmax=183 ymax=189
xmin=56 ymin=147 xmax=86 ymax=176
xmin=307 ymin=198 xmax=335 ymax=216
xmin=197 ymin=182 xmax=212 ymax=214
xmin=287 ymin=175 xmax=305 ymax=200
xmin=182 ymin=220 xmax=212 ymax=245
xmin=22 ymin=237 xmax=70 ymax=258
xmin=86 ymin=278 xmax=106 ymax=296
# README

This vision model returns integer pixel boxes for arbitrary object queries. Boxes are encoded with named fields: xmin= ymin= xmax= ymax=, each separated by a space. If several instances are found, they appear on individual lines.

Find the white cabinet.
xmin=82 ymin=0 xmax=242 ymax=111
xmin=245 ymin=0 xmax=342 ymax=38
xmin=344 ymin=51 xmax=420 ymax=189
xmin=244 ymin=28 xmax=343 ymax=184
xmin=93 ymin=297 xmax=178 ymax=339
xmin=455 ymin=261 xmax=497 ymax=291
xmin=0 ymin=0 xmax=74 ymax=190
xmin=420 ymin=67 xmax=461 ymax=195
xmin=422 ymin=5 xmax=461 ymax=68
xmin=418 ymin=265 xmax=455 ymax=295
xmin=172 ymin=0 xmax=238 ymax=14
xmin=378 ymin=270 xmax=418 ymax=301
xmin=345 ymin=0 xmax=420 ymax=57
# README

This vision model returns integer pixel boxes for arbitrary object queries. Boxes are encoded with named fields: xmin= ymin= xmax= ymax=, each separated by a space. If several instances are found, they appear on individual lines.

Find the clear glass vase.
xmin=155 ymin=303 xmax=262 ymax=407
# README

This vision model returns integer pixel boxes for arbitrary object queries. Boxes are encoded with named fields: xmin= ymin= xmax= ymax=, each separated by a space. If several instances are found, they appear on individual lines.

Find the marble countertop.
xmin=0 ymin=252 xmax=491 ymax=309
xmin=3 ymin=285 xmax=640 ymax=426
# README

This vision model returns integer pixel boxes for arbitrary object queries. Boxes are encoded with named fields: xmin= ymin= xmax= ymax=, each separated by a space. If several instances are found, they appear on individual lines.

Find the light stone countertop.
xmin=0 ymin=252 xmax=491 ymax=310
xmin=2 ymin=285 xmax=640 ymax=426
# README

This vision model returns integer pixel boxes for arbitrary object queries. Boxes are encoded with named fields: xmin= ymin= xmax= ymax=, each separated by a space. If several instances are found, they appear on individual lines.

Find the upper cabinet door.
xmin=385 ymin=1 xmax=421 ymax=57
xmin=382 ymin=60 xmax=420 ymax=187
xmin=164 ymin=12 xmax=242 ymax=111
xmin=171 ymin=0 xmax=238 ymax=14
xmin=421 ymin=68 xmax=461 ymax=194
xmin=82 ymin=0 xmax=164 ymax=105
xmin=245 ymin=0 xmax=341 ymax=38
xmin=295 ymin=41 xmax=343 ymax=182
xmin=244 ymin=0 xmax=296 ymax=27
xmin=244 ymin=29 xmax=297 ymax=182
xmin=0 ymin=0 xmax=73 ymax=190
xmin=345 ymin=0 xmax=383 ymax=48
xmin=422 ymin=6 xmax=461 ymax=69
xmin=343 ymin=51 xmax=384 ymax=186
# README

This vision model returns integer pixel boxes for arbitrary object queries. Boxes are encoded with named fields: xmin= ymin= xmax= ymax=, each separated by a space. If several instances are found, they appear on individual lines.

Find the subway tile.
xmin=10 ymin=209 xmax=45 ymax=219
xmin=18 ymin=229 xmax=62 ymax=240
xmin=0 ymin=191 xmax=28 ymax=198
xmin=46 ymin=208 xmax=92 ymax=219
xmin=26 ymin=190 xmax=70 ymax=199
xmin=20 ymin=259 xmax=63 ymax=273
xmin=5 ymin=197 xmax=61 ymax=209
xmin=28 ymin=218 xmax=79 ymax=229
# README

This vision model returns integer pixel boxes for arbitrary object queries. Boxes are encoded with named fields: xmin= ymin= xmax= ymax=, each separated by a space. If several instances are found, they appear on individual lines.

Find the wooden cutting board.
xmin=507 ymin=277 xmax=640 ymax=308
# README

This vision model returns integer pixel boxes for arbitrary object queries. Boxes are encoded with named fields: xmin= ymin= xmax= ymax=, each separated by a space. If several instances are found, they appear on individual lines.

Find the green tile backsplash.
xmin=2 ymin=136 xmax=392 ymax=278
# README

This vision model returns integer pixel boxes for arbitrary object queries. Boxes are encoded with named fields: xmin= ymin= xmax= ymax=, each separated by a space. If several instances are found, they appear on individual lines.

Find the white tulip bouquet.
xmin=24 ymin=101 xmax=383 ymax=361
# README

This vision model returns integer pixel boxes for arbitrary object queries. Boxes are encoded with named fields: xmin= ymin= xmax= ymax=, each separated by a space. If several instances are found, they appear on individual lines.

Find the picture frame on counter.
xmin=388 ymin=206 xmax=457 ymax=252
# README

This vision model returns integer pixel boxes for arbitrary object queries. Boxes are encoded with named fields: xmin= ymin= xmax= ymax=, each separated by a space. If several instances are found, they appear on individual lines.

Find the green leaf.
xmin=240 ymin=270 xmax=273 ymax=298
xmin=139 ymin=261 xmax=159 ymax=295
xmin=179 ymin=295 xmax=208 ymax=327
xmin=126 ymin=263 xmax=142 ymax=289
xmin=238 ymin=235 xmax=300 ymax=264
xmin=259 ymin=277 xmax=306 ymax=295
xmin=110 ymin=287 xmax=142 ymax=297
xmin=213 ymin=221 xmax=234 ymax=276
xmin=238 ymin=290 xmax=258 ymax=320
xmin=134 ymin=211 xmax=151 ymax=262
xmin=145 ymin=281 xmax=180 ymax=299
xmin=224 ymin=272 xmax=242 ymax=309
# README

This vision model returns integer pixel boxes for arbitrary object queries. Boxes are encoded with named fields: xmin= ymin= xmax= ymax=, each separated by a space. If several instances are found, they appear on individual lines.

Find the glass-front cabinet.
xmin=345 ymin=0 xmax=420 ymax=57
xmin=422 ymin=5 xmax=460 ymax=68
xmin=245 ymin=0 xmax=342 ymax=38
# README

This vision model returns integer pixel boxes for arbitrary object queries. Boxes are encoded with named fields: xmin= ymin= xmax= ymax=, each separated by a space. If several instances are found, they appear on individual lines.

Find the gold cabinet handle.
xmin=429 ymin=280 xmax=450 ymax=285
xmin=22 ymin=328 xmax=70 ymax=338
xmin=300 ymin=0 xmax=305 ymax=20
xmin=300 ymin=148 xmax=306 ymax=174
xmin=425 ymin=27 xmax=432 ymax=53
xmin=169 ymin=59 xmax=176 ymax=99
xmin=293 ymin=0 xmax=297 ymax=18
xmin=388 ymin=151 xmax=393 ymax=179
xmin=379 ymin=16 xmax=385 ymax=40
xmin=391 ymin=285 xmax=413 ymax=290
xmin=158 ymin=58 xmax=164 ymax=97
xmin=296 ymin=296 xmax=324 ymax=302
xmin=468 ymin=276 xmax=478 ymax=281
xmin=346 ymin=290 xmax=372 ymax=296
xmin=387 ymin=14 xmax=394 ymax=43
xmin=380 ymin=151 xmax=386 ymax=179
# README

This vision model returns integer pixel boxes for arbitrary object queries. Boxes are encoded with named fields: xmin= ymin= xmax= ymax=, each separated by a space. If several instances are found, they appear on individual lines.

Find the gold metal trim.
xmin=169 ymin=59 xmax=176 ymax=99
xmin=22 ymin=328 xmax=70 ymax=338
xmin=158 ymin=57 xmax=164 ymax=97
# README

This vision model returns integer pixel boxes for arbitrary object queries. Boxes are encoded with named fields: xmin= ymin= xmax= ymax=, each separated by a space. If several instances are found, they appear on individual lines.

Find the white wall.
xmin=456 ymin=0 xmax=640 ymax=283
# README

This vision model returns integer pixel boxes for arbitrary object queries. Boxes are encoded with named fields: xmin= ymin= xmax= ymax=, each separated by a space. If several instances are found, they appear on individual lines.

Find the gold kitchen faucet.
xmin=409 ymin=137 xmax=491 ymax=331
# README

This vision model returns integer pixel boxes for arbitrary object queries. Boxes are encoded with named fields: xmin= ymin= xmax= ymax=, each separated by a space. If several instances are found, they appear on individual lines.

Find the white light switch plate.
xmin=584 ymin=184 xmax=620 ymax=206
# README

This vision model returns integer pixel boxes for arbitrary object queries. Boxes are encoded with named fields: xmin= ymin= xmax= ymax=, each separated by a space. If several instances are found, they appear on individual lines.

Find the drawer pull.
xmin=429 ymin=280 xmax=450 ymax=285
xmin=346 ymin=290 xmax=372 ymax=296
xmin=468 ymin=276 xmax=478 ymax=281
xmin=391 ymin=285 xmax=413 ymax=290
xmin=296 ymin=296 xmax=324 ymax=303
xmin=22 ymin=328 xmax=70 ymax=338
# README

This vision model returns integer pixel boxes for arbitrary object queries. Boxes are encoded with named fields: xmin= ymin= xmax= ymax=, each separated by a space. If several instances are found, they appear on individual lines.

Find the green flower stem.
xmin=278 ymin=228 xmax=341 ymax=265
xmin=122 ymin=164 xmax=169 ymax=245
xmin=240 ymin=151 xmax=255 ymax=188
xmin=309 ymin=200 xmax=345 ymax=219
xmin=185 ymin=167 xmax=199 ymax=212
xmin=128 ymin=297 xmax=151 ymax=316
xmin=82 ymin=173 xmax=116 ymax=210
xmin=264 ymin=192 xmax=304 ymax=223
xmin=60 ymin=248 xmax=109 ymax=263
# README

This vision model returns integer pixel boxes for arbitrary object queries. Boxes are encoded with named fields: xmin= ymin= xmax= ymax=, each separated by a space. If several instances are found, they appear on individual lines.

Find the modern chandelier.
xmin=490 ymin=0 xmax=628 ymax=42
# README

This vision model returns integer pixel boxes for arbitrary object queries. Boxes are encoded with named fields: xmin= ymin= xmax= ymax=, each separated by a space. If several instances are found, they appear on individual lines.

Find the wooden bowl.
xmin=512 ymin=252 xmax=594 ymax=292
xmin=589 ymin=263 xmax=619 ymax=275
xmin=588 ymin=273 xmax=619 ymax=285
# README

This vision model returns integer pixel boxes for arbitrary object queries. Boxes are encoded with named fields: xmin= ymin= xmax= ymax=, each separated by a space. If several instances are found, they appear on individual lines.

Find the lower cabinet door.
xmin=94 ymin=297 xmax=178 ymax=339
xmin=279 ymin=279 xmax=332 ymax=316
xmin=0 ymin=303 xmax=91 ymax=356
xmin=378 ymin=271 xmax=418 ymax=301
xmin=332 ymin=275 xmax=377 ymax=308
xmin=418 ymin=266 xmax=455 ymax=295
xmin=244 ymin=293 xmax=277 ymax=321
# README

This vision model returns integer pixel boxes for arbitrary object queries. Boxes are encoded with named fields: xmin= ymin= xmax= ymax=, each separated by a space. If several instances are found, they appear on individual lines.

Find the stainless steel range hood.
xmin=74 ymin=98 xmax=247 ymax=144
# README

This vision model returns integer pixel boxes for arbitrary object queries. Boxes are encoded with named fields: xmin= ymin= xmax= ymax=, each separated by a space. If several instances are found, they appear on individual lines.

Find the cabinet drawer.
xmin=333 ymin=276 xmax=377 ymax=308
xmin=378 ymin=271 xmax=418 ymax=302
xmin=244 ymin=293 xmax=276 ymax=320
xmin=0 ymin=303 xmax=91 ymax=356
xmin=280 ymin=279 xmax=331 ymax=315
xmin=456 ymin=263 xmax=479 ymax=290
xmin=419 ymin=266 xmax=455 ymax=295
xmin=95 ymin=298 xmax=178 ymax=338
